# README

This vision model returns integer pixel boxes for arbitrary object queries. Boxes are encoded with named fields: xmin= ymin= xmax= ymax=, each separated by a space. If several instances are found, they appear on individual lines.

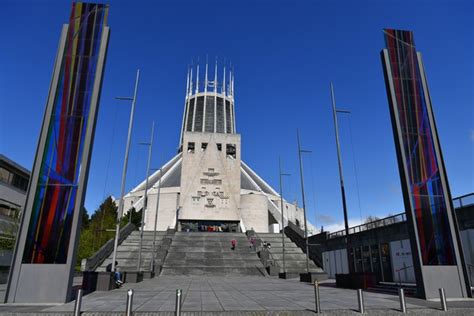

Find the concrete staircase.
xmin=257 ymin=232 xmax=323 ymax=275
xmin=97 ymin=230 xmax=167 ymax=272
xmin=161 ymin=232 xmax=266 ymax=276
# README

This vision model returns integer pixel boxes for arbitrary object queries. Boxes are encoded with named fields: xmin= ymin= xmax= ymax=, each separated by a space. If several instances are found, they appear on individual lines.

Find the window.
xmin=0 ymin=167 xmax=12 ymax=184
xmin=226 ymin=144 xmax=236 ymax=158
xmin=187 ymin=142 xmax=195 ymax=153
xmin=12 ymin=175 xmax=28 ymax=191
xmin=216 ymin=143 xmax=222 ymax=151
xmin=201 ymin=143 xmax=208 ymax=151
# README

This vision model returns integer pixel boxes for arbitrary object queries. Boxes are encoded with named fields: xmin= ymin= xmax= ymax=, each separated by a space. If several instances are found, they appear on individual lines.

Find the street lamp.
xmin=111 ymin=69 xmax=140 ymax=273
xmin=149 ymin=166 xmax=163 ymax=273
xmin=330 ymin=82 xmax=353 ymax=273
xmin=279 ymin=157 xmax=290 ymax=275
xmin=136 ymin=121 xmax=154 ymax=271
xmin=297 ymin=128 xmax=312 ymax=274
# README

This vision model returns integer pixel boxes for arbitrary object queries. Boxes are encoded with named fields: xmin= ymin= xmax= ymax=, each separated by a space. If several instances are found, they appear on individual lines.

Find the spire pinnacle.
xmin=195 ymin=57 xmax=200 ymax=94
xmin=214 ymin=57 xmax=218 ymax=93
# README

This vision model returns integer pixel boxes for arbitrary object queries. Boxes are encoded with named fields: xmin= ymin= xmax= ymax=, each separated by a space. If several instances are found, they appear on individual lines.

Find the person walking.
xmin=231 ymin=239 xmax=237 ymax=250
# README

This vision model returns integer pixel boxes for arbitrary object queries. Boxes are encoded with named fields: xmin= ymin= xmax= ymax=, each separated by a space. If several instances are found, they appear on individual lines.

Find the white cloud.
xmin=322 ymin=218 xmax=364 ymax=234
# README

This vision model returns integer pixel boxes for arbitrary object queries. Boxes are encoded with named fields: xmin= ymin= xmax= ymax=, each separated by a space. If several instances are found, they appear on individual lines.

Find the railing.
xmin=326 ymin=193 xmax=473 ymax=240
xmin=328 ymin=213 xmax=406 ymax=239
xmin=284 ymin=221 xmax=323 ymax=268
xmin=453 ymin=193 xmax=474 ymax=209
xmin=81 ymin=222 xmax=136 ymax=271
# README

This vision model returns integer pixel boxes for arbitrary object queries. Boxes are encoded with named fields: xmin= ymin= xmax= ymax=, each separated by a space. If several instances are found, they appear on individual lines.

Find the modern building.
xmin=0 ymin=154 xmax=30 ymax=220
xmin=318 ymin=193 xmax=474 ymax=289
xmin=120 ymin=62 xmax=316 ymax=234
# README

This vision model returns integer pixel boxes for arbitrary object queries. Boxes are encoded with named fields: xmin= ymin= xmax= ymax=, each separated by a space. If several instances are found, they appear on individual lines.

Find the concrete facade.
xmin=120 ymin=63 xmax=318 ymax=234
xmin=179 ymin=132 xmax=241 ymax=223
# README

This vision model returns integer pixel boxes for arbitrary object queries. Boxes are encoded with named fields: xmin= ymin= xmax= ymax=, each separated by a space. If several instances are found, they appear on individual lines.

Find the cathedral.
xmin=121 ymin=62 xmax=317 ymax=234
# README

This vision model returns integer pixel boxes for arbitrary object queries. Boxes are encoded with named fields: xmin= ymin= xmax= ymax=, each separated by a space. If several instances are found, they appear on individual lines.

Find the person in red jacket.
xmin=231 ymin=239 xmax=237 ymax=250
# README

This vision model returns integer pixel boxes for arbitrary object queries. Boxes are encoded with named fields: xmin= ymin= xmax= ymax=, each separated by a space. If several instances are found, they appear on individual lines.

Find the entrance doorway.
xmin=180 ymin=220 xmax=240 ymax=232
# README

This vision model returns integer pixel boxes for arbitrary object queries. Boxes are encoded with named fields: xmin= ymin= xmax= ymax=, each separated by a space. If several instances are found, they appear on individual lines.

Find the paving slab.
xmin=0 ymin=275 xmax=472 ymax=314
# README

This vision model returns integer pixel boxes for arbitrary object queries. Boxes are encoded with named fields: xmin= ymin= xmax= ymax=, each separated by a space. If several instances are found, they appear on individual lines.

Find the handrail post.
xmin=126 ymin=289 xmax=134 ymax=316
xmin=314 ymin=281 xmax=321 ymax=313
xmin=73 ymin=289 xmax=83 ymax=316
xmin=357 ymin=289 xmax=365 ymax=314
xmin=439 ymin=288 xmax=447 ymax=312
xmin=175 ymin=289 xmax=182 ymax=315
xmin=398 ymin=288 xmax=407 ymax=313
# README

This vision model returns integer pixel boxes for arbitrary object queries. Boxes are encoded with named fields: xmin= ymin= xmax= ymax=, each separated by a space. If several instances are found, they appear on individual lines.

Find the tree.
xmin=76 ymin=196 xmax=121 ymax=268
xmin=81 ymin=206 xmax=90 ymax=230
xmin=121 ymin=207 xmax=142 ymax=228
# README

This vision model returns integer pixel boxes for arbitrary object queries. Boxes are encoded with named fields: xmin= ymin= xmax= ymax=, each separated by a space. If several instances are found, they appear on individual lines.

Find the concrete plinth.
xmin=124 ymin=271 xmax=144 ymax=283
xmin=279 ymin=272 xmax=300 ymax=279
xmin=265 ymin=266 xmax=279 ymax=276
xmin=143 ymin=271 xmax=155 ymax=279
xmin=300 ymin=272 xmax=328 ymax=283
xmin=97 ymin=272 xmax=115 ymax=291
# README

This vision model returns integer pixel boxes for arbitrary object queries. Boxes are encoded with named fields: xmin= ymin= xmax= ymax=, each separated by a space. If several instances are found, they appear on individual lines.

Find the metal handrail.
xmin=326 ymin=193 xmax=473 ymax=240
xmin=328 ymin=212 xmax=406 ymax=239
xmin=81 ymin=222 xmax=136 ymax=271
xmin=453 ymin=193 xmax=474 ymax=208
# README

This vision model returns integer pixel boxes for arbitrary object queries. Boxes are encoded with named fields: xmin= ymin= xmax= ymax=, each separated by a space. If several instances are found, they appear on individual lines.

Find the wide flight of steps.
xmin=97 ymin=230 xmax=167 ymax=271
xmin=257 ymin=232 xmax=324 ymax=275
xmin=161 ymin=232 xmax=266 ymax=276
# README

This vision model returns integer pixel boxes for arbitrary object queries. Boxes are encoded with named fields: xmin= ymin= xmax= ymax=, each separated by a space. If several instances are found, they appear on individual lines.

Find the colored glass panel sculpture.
xmin=383 ymin=29 xmax=455 ymax=265
xmin=23 ymin=2 xmax=109 ymax=263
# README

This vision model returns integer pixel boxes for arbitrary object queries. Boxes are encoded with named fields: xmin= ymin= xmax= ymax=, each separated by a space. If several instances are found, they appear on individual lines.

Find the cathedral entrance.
xmin=180 ymin=220 xmax=240 ymax=232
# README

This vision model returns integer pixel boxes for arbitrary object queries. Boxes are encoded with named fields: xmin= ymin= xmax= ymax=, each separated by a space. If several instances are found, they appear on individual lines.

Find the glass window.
xmin=226 ymin=144 xmax=236 ymax=159
xmin=205 ymin=97 xmax=215 ymax=132
xmin=186 ymin=98 xmax=195 ymax=132
xmin=216 ymin=97 xmax=224 ymax=133
xmin=187 ymin=142 xmax=195 ymax=153
xmin=194 ymin=97 xmax=204 ymax=131
xmin=0 ymin=167 xmax=12 ymax=184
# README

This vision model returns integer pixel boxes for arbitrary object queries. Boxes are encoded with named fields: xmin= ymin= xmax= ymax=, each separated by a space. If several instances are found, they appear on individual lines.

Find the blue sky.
xmin=1 ymin=0 xmax=472 ymax=232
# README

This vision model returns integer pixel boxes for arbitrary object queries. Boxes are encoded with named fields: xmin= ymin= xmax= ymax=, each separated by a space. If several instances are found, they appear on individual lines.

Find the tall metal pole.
xmin=151 ymin=167 xmax=163 ymax=273
xmin=111 ymin=69 xmax=140 ymax=272
xmin=330 ymin=82 xmax=351 ymax=272
xmin=279 ymin=157 xmax=290 ymax=274
xmin=297 ymin=129 xmax=310 ymax=274
xmin=137 ymin=121 xmax=154 ymax=270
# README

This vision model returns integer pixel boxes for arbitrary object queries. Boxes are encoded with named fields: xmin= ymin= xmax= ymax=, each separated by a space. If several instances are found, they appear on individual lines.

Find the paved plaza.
xmin=9 ymin=276 xmax=466 ymax=314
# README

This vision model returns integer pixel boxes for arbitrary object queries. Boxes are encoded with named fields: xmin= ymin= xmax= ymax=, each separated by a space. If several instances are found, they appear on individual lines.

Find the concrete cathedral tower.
xmin=122 ymin=60 xmax=316 ymax=234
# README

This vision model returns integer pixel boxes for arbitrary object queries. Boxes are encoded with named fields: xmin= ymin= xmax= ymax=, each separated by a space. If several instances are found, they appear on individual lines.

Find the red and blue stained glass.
xmin=384 ymin=29 xmax=455 ymax=265
xmin=23 ymin=2 xmax=108 ymax=264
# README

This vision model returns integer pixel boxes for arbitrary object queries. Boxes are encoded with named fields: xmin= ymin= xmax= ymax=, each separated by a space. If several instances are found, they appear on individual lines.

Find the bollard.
xmin=175 ymin=289 xmax=182 ymax=316
xmin=126 ymin=289 xmax=134 ymax=316
xmin=357 ymin=289 xmax=365 ymax=314
xmin=314 ymin=281 xmax=321 ymax=313
xmin=73 ymin=289 xmax=83 ymax=316
xmin=398 ymin=288 xmax=407 ymax=314
xmin=439 ymin=288 xmax=447 ymax=312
